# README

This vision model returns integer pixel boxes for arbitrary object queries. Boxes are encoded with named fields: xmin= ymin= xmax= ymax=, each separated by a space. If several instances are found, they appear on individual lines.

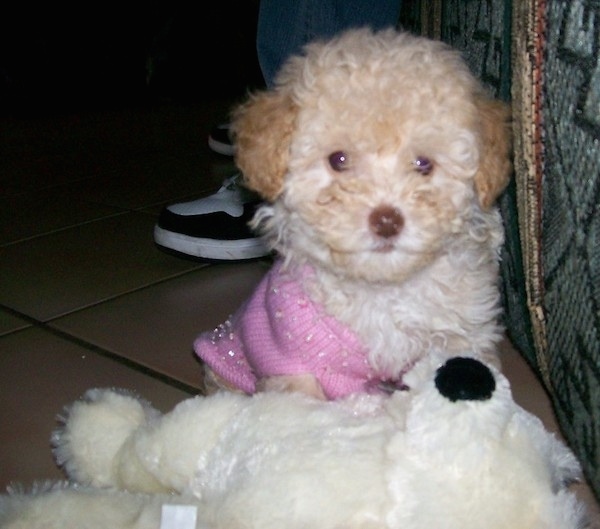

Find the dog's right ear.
xmin=231 ymin=91 xmax=298 ymax=202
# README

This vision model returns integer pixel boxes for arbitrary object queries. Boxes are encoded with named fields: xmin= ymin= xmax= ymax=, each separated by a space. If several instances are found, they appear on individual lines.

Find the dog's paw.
xmin=256 ymin=374 xmax=327 ymax=400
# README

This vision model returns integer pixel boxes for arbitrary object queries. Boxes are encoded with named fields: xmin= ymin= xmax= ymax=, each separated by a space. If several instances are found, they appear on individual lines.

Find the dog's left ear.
xmin=473 ymin=98 xmax=513 ymax=209
xmin=231 ymin=90 xmax=298 ymax=202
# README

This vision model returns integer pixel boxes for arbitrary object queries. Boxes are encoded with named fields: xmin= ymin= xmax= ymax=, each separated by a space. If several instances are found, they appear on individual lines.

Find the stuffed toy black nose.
xmin=434 ymin=357 xmax=496 ymax=402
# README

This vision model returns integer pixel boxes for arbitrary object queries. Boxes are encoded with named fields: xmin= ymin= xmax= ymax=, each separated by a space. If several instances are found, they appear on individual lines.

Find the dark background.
xmin=0 ymin=1 xmax=265 ymax=115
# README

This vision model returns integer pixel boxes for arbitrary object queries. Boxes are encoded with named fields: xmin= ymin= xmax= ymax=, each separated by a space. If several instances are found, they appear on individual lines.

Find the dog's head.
xmin=232 ymin=29 xmax=512 ymax=282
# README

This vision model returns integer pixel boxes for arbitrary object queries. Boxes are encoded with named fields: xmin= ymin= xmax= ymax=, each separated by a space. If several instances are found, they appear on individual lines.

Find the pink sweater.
xmin=194 ymin=260 xmax=376 ymax=399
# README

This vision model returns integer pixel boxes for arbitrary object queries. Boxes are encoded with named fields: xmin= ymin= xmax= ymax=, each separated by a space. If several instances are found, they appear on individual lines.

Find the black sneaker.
xmin=154 ymin=175 xmax=270 ymax=261
xmin=208 ymin=123 xmax=235 ymax=156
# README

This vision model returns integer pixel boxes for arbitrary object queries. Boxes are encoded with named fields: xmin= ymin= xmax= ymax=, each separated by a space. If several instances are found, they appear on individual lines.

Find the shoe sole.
xmin=154 ymin=225 xmax=270 ymax=261
xmin=208 ymin=137 xmax=235 ymax=157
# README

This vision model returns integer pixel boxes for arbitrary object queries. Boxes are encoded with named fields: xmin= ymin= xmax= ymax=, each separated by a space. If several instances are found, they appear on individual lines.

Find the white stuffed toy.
xmin=0 ymin=355 xmax=588 ymax=529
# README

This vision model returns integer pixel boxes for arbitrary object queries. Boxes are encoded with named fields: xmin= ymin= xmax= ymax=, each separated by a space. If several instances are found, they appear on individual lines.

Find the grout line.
xmin=44 ymin=265 xmax=211 ymax=321
xmin=0 ymin=211 xmax=130 ymax=249
xmin=0 ymin=304 xmax=200 ymax=395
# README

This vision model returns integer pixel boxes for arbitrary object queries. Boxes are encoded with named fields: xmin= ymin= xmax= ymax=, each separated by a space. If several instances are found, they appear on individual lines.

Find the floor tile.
xmin=51 ymin=260 xmax=271 ymax=386
xmin=1 ymin=188 xmax=123 ymax=246
xmin=0 ymin=136 xmax=108 ymax=196
xmin=63 ymin=151 xmax=230 ymax=211
xmin=500 ymin=339 xmax=558 ymax=432
xmin=0 ymin=327 xmax=193 ymax=489
xmin=0 ymin=309 xmax=31 ymax=337
xmin=0 ymin=101 xmax=233 ymax=196
xmin=0 ymin=212 xmax=205 ymax=321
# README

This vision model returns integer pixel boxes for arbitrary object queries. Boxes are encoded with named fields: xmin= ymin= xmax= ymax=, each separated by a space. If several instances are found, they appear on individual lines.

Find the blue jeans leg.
xmin=256 ymin=0 xmax=402 ymax=87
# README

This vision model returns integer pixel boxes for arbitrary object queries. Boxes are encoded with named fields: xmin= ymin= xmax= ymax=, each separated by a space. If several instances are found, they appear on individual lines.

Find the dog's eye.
xmin=328 ymin=151 xmax=349 ymax=172
xmin=414 ymin=156 xmax=434 ymax=176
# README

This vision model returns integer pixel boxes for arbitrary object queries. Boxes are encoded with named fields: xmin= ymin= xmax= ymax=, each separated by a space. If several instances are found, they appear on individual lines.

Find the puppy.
xmin=195 ymin=28 xmax=512 ymax=399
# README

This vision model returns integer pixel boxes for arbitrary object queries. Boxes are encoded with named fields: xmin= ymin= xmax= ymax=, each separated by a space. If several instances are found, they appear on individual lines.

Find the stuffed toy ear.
xmin=473 ymin=97 xmax=513 ymax=209
xmin=231 ymin=90 xmax=298 ymax=202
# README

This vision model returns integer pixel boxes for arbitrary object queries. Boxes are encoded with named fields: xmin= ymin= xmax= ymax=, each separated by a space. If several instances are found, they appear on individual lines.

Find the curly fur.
xmin=221 ymin=28 xmax=512 ymax=394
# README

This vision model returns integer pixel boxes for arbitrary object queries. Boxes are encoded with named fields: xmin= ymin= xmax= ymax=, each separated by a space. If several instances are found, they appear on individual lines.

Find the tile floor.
xmin=1 ymin=99 xmax=598 ymax=525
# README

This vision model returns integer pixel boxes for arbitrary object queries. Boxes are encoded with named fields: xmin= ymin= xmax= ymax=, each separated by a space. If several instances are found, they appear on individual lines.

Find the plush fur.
xmin=0 ymin=355 xmax=587 ymax=529
xmin=201 ymin=28 xmax=512 ymax=396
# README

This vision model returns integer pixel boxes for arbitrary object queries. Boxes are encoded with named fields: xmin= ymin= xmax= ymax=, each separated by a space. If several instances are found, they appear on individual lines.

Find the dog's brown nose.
xmin=369 ymin=205 xmax=404 ymax=238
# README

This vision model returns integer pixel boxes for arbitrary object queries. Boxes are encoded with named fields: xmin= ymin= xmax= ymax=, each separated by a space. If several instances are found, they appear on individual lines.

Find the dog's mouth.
xmin=365 ymin=239 xmax=428 ymax=258
xmin=372 ymin=240 xmax=397 ymax=253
